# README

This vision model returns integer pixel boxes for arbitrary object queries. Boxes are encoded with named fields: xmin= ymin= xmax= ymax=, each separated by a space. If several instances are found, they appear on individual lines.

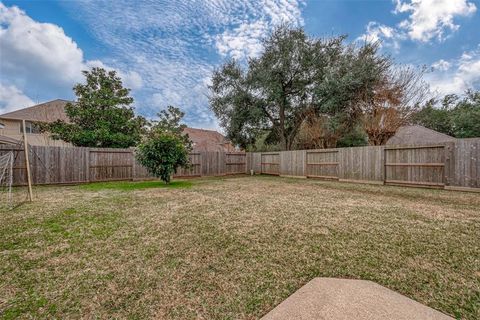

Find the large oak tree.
xmin=209 ymin=26 xmax=390 ymax=150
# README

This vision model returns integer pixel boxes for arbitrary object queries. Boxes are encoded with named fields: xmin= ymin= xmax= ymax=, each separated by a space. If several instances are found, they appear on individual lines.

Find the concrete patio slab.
xmin=261 ymin=278 xmax=453 ymax=320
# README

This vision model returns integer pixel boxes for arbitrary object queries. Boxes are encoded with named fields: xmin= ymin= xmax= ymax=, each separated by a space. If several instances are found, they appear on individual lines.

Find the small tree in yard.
xmin=136 ymin=106 xmax=192 ymax=183
xmin=136 ymin=132 xmax=190 ymax=183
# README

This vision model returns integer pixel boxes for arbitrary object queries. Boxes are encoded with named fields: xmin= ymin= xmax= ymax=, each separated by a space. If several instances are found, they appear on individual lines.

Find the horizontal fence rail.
xmin=247 ymin=138 xmax=480 ymax=192
xmin=1 ymin=138 xmax=478 ymax=191
xmin=0 ymin=145 xmax=247 ymax=186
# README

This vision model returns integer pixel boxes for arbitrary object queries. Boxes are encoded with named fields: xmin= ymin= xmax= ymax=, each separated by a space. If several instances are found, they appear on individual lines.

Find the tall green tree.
xmin=450 ymin=90 xmax=480 ymax=138
xmin=209 ymin=26 xmax=390 ymax=150
xmin=45 ymin=67 xmax=147 ymax=148
xmin=412 ymin=98 xmax=453 ymax=135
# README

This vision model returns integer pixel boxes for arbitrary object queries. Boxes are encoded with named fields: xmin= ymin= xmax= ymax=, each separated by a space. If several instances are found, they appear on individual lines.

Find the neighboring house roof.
xmin=183 ymin=127 xmax=237 ymax=152
xmin=0 ymin=99 xmax=70 ymax=123
xmin=386 ymin=125 xmax=456 ymax=145
xmin=0 ymin=101 xmax=238 ymax=151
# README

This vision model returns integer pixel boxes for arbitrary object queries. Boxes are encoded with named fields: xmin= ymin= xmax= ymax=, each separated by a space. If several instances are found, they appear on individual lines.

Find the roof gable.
xmin=183 ymin=127 xmax=236 ymax=151
xmin=387 ymin=125 xmax=455 ymax=145
xmin=0 ymin=99 xmax=70 ymax=123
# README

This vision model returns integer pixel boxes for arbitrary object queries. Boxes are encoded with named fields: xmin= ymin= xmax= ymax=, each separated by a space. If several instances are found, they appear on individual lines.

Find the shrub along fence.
xmin=246 ymin=138 xmax=480 ymax=191
xmin=1 ymin=138 xmax=478 ymax=191
xmin=0 ymin=145 xmax=246 ymax=186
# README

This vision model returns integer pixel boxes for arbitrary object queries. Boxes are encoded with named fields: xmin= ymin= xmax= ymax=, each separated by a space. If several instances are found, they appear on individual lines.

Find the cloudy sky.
xmin=1 ymin=0 xmax=479 ymax=129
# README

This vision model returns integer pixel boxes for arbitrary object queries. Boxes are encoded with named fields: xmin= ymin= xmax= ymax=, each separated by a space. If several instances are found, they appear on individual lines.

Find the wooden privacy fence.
xmin=306 ymin=149 xmax=339 ymax=180
xmin=384 ymin=144 xmax=446 ymax=187
xmin=247 ymin=138 xmax=480 ymax=191
xmin=1 ymin=138 xmax=478 ymax=191
xmin=0 ymin=145 xmax=246 ymax=186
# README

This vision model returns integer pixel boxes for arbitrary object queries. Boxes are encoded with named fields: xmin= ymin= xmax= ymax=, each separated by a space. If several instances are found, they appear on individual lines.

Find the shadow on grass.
xmin=80 ymin=180 xmax=193 ymax=191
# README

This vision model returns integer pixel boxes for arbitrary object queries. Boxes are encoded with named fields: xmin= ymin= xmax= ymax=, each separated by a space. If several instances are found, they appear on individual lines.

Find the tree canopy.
xmin=149 ymin=105 xmax=192 ymax=148
xmin=136 ymin=106 xmax=192 ymax=184
xmin=44 ymin=67 xmax=147 ymax=148
xmin=413 ymin=90 xmax=480 ymax=138
xmin=136 ymin=132 xmax=190 ymax=183
xmin=209 ymin=26 xmax=393 ymax=150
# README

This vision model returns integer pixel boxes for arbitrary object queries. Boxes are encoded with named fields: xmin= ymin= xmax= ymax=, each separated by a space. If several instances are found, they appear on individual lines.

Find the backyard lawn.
xmin=1 ymin=175 xmax=479 ymax=319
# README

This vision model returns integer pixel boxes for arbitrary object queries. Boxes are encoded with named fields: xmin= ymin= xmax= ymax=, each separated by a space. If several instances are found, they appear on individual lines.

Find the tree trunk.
xmin=280 ymin=134 xmax=288 ymax=150
xmin=279 ymin=99 xmax=289 ymax=150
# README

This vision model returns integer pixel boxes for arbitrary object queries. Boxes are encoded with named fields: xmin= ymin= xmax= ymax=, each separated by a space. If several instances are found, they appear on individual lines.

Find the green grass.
xmin=80 ymin=179 xmax=193 ymax=191
xmin=1 ymin=176 xmax=479 ymax=319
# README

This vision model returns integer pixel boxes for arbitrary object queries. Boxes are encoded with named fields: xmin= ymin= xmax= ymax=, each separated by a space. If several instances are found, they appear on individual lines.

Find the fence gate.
xmin=306 ymin=149 xmax=339 ymax=180
xmin=88 ymin=149 xmax=133 ymax=182
xmin=225 ymin=153 xmax=246 ymax=175
xmin=261 ymin=153 xmax=280 ymax=175
xmin=384 ymin=145 xmax=446 ymax=188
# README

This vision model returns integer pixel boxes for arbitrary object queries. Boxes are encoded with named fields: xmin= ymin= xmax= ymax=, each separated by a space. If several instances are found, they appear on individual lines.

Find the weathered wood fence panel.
xmin=226 ymin=153 xmax=247 ymax=175
xmin=261 ymin=153 xmax=280 ymax=175
xmin=0 ymin=145 xmax=28 ymax=185
xmin=339 ymin=146 xmax=384 ymax=183
xmin=89 ymin=148 xmax=133 ymax=182
xmin=2 ymin=139 xmax=479 ymax=190
xmin=384 ymin=145 xmax=445 ymax=187
xmin=306 ymin=149 xmax=338 ymax=180
xmin=175 ymin=153 xmax=202 ymax=177
xmin=0 ymin=146 xmax=247 ymax=186
xmin=0 ymin=145 xmax=89 ymax=185
xmin=449 ymin=139 xmax=479 ymax=189
xmin=247 ymin=138 xmax=480 ymax=191
xmin=280 ymin=150 xmax=305 ymax=177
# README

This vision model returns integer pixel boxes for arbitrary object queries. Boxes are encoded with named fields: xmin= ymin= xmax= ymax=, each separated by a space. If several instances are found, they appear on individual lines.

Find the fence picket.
xmin=1 ymin=139 xmax=479 ymax=191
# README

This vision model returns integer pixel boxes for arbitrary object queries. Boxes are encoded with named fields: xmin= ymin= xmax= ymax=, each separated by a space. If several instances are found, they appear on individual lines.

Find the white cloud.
xmin=215 ymin=0 xmax=304 ymax=60
xmin=63 ymin=0 xmax=305 ymax=128
xmin=357 ymin=0 xmax=477 ymax=52
xmin=357 ymin=21 xmax=405 ymax=50
xmin=0 ymin=3 xmax=143 ymax=113
xmin=215 ymin=21 xmax=268 ymax=59
xmin=426 ymin=48 xmax=480 ymax=96
xmin=0 ymin=3 xmax=85 ymax=90
xmin=0 ymin=84 xmax=34 ymax=114
xmin=394 ymin=0 xmax=477 ymax=42
xmin=431 ymin=59 xmax=451 ymax=71
xmin=122 ymin=71 xmax=143 ymax=91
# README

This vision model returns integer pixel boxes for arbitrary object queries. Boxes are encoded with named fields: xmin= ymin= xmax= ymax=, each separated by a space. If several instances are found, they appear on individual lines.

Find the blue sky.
xmin=1 ymin=0 xmax=479 ymax=129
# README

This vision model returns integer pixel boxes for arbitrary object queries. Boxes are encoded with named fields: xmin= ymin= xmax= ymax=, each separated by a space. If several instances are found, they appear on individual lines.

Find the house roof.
xmin=183 ymin=127 xmax=235 ymax=152
xmin=0 ymin=99 xmax=70 ymax=123
xmin=386 ymin=125 xmax=456 ymax=145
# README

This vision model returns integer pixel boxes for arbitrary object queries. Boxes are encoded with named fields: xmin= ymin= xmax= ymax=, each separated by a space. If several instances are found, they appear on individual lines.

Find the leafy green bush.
xmin=136 ymin=132 xmax=190 ymax=183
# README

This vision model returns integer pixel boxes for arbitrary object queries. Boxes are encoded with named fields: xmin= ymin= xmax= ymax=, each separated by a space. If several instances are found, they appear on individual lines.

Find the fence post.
xmin=85 ymin=148 xmax=90 ymax=183
xmin=22 ymin=120 xmax=33 ymax=201
xmin=337 ymin=148 xmax=344 ymax=180
xmin=130 ymin=149 xmax=135 ymax=181
xmin=382 ymin=146 xmax=387 ymax=184
xmin=302 ymin=150 xmax=307 ymax=177
xmin=444 ymin=142 xmax=454 ymax=186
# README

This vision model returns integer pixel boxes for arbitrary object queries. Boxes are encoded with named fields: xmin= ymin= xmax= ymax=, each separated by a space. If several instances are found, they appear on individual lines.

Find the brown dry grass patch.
xmin=1 ymin=176 xmax=479 ymax=319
